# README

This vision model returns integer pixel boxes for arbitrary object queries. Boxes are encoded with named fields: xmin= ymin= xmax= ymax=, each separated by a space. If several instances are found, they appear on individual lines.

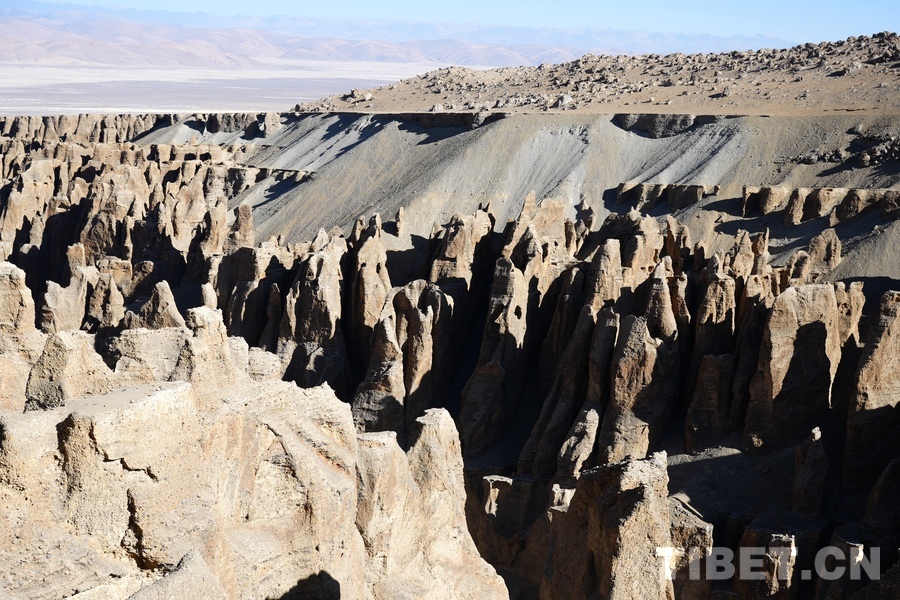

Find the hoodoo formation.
xmin=2 ymin=33 xmax=900 ymax=600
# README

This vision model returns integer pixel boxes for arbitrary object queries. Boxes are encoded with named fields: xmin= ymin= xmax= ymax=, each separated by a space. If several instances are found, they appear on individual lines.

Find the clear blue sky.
xmin=43 ymin=0 xmax=899 ymax=43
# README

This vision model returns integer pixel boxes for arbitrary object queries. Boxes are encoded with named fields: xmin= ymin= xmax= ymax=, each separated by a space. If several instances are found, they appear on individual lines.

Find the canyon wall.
xmin=1 ymin=111 xmax=900 ymax=598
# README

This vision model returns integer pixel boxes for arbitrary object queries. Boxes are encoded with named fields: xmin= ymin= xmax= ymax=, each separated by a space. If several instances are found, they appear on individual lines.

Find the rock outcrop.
xmin=3 ymin=104 xmax=900 ymax=600
xmin=743 ymin=285 xmax=841 ymax=452
xmin=356 ymin=410 xmax=508 ymax=599
xmin=843 ymin=291 xmax=900 ymax=491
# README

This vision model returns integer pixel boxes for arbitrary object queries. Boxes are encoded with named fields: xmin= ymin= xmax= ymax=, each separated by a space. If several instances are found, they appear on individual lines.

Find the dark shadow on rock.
xmin=385 ymin=233 xmax=434 ymax=287
xmin=390 ymin=112 xmax=499 ymax=144
xmin=839 ymin=276 xmax=900 ymax=321
xmin=600 ymin=185 xmax=619 ymax=215
xmin=815 ymin=160 xmax=859 ymax=177
xmin=279 ymin=571 xmax=340 ymax=600
xmin=667 ymin=444 xmax=795 ymax=518
xmin=394 ymin=120 xmax=471 ymax=146
xmin=128 ymin=114 xmax=178 ymax=143
xmin=612 ymin=113 xmax=724 ymax=138
xmin=271 ymin=113 xmax=386 ymax=163
xmin=253 ymin=175 xmax=303 ymax=210
xmin=701 ymin=197 xmax=745 ymax=218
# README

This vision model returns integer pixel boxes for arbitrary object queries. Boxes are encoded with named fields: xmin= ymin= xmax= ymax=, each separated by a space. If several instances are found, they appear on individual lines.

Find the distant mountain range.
xmin=0 ymin=0 xmax=796 ymax=68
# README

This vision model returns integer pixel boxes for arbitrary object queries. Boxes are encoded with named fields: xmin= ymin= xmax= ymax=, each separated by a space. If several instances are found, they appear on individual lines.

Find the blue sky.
xmin=38 ymin=0 xmax=898 ymax=43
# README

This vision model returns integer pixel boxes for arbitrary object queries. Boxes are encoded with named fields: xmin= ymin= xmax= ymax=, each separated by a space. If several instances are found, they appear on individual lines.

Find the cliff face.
xmin=1 ymin=110 xmax=900 ymax=599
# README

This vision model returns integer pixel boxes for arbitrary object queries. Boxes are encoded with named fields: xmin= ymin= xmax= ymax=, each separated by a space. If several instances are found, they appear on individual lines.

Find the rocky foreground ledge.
xmin=1 ymin=111 xmax=900 ymax=599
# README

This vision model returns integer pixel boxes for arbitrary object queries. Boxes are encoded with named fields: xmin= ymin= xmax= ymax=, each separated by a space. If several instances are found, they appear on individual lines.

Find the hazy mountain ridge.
xmin=0 ymin=0 xmax=795 ymax=68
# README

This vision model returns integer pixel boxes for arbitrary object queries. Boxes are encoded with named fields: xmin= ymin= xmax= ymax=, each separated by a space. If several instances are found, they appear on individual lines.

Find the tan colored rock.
xmin=556 ymin=404 xmax=602 ymax=484
xmin=664 ymin=216 xmax=692 ymax=275
xmin=744 ymin=285 xmax=841 ymax=452
xmin=807 ymin=227 xmax=841 ymax=274
xmin=128 ymin=551 xmax=226 ymax=600
xmin=0 ymin=353 xmax=32 ymax=412
xmin=587 ymin=238 xmax=624 ymax=308
xmin=833 ymin=188 xmax=880 ymax=223
xmin=83 ymin=273 xmax=126 ymax=331
xmin=668 ymin=184 xmax=705 ymax=209
xmin=669 ymin=271 xmax=691 ymax=340
xmin=519 ymin=304 xmax=596 ymax=478
xmin=459 ymin=257 xmax=529 ymax=455
xmin=170 ymin=307 xmax=245 ymax=395
xmin=621 ymin=215 xmax=664 ymax=289
xmin=0 ymin=262 xmax=35 ymax=333
xmin=24 ymin=331 xmax=120 ymax=411
xmin=617 ymin=182 xmax=668 ymax=212
xmin=727 ymin=230 xmax=756 ymax=282
xmin=808 ymin=187 xmax=847 ymax=218
xmin=882 ymin=189 xmax=900 ymax=219
xmin=784 ymin=188 xmax=811 ymax=226
xmin=778 ymin=249 xmax=813 ymax=291
xmin=685 ymin=264 xmax=736 ymax=406
xmin=429 ymin=209 xmax=493 ymax=306
xmin=0 ymin=380 xmax=372 ymax=600
xmin=356 ymin=410 xmax=508 ymax=600
xmin=742 ymin=185 xmax=762 ymax=216
xmin=223 ymin=204 xmax=254 ymax=253
xmin=106 ymin=326 xmax=193 ymax=384
xmin=752 ymin=230 xmax=772 ymax=277
xmin=124 ymin=281 xmax=185 ymax=329
xmin=642 ymin=258 xmax=679 ymax=343
xmin=246 ymin=347 xmax=282 ymax=382
xmin=41 ymin=245 xmax=100 ymax=333
xmin=500 ymin=198 xmax=578 ymax=344
xmin=834 ymin=281 xmax=865 ymax=346
xmin=352 ymin=279 xmax=453 ymax=434
xmin=843 ymin=291 xmax=900 ymax=492
xmin=218 ymin=244 xmax=293 ymax=347
xmin=352 ymin=315 xmax=407 ymax=432
xmin=349 ymin=215 xmax=392 ymax=378
xmin=668 ymin=498 xmax=714 ymax=600
xmin=537 ymin=453 xmax=674 ymax=600
xmin=556 ymin=308 xmax=619 ymax=482
xmin=735 ymin=514 xmax=821 ymax=600
xmin=280 ymin=233 xmax=351 ymax=396
xmin=200 ymin=282 xmax=217 ymax=309
xmin=391 ymin=280 xmax=453 ymax=426
xmin=758 ymin=186 xmax=792 ymax=215
xmin=598 ymin=314 xmax=679 ymax=463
